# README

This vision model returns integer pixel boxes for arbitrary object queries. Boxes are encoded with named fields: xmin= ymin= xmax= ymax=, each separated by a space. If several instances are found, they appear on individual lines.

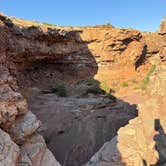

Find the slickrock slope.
xmin=0 ymin=13 xmax=166 ymax=166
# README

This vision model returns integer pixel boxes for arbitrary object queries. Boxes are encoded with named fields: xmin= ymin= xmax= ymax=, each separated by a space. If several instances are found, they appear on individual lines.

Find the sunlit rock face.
xmin=0 ymin=12 xmax=166 ymax=166
xmin=0 ymin=14 xmax=61 ymax=166
xmin=159 ymin=17 xmax=166 ymax=35
xmin=117 ymin=64 xmax=166 ymax=166
xmin=84 ymin=64 xmax=166 ymax=166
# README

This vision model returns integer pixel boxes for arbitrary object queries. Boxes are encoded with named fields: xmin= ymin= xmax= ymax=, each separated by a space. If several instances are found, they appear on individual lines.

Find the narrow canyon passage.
xmin=26 ymin=90 xmax=137 ymax=165
xmin=14 ymin=52 xmax=138 ymax=165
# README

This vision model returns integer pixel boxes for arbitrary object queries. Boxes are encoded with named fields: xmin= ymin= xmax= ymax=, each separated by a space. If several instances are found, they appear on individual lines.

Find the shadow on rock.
xmin=28 ymin=93 xmax=137 ymax=166
xmin=154 ymin=119 xmax=166 ymax=166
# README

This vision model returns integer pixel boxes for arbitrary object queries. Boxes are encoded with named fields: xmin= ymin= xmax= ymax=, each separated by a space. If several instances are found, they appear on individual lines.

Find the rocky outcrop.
xmin=84 ymin=63 xmax=166 ymax=166
xmin=159 ymin=47 xmax=166 ymax=62
xmin=159 ymin=17 xmax=166 ymax=35
xmin=0 ymin=128 xmax=20 ymax=166
xmin=9 ymin=111 xmax=41 ymax=144
xmin=1 ymin=14 xmax=148 ymax=90
xmin=0 ymin=12 xmax=166 ymax=166
xmin=83 ymin=136 xmax=125 ymax=166
xmin=19 ymin=134 xmax=61 ymax=166
xmin=117 ymin=64 xmax=166 ymax=165
xmin=0 ymin=14 xmax=61 ymax=166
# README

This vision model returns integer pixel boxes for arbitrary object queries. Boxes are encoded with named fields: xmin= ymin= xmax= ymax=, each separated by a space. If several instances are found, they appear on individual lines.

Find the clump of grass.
xmin=131 ymin=79 xmax=138 ymax=84
xmin=121 ymin=81 xmax=129 ymax=87
xmin=141 ymin=64 xmax=156 ymax=90
xmin=134 ymin=87 xmax=140 ymax=90
xmin=51 ymin=82 xmax=67 ymax=97
xmin=100 ymin=81 xmax=110 ymax=93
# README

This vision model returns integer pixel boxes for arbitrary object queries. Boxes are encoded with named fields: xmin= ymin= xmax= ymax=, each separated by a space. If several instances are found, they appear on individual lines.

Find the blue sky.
xmin=0 ymin=0 xmax=165 ymax=31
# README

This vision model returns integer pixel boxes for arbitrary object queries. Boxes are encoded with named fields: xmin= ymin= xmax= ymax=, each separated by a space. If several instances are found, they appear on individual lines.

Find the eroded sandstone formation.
xmin=84 ymin=25 xmax=166 ymax=166
xmin=0 ymin=14 xmax=61 ymax=166
xmin=117 ymin=63 xmax=166 ymax=166
xmin=0 ymin=13 xmax=166 ymax=166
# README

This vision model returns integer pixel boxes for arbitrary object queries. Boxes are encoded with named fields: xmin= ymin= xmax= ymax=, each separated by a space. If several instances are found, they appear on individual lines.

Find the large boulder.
xmin=9 ymin=111 xmax=41 ymax=144
xmin=83 ymin=136 xmax=125 ymax=166
xmin=19 ymin=134 xmax=61 ymax=166
xmin=0 ymin=128 xmax=20 ymax=166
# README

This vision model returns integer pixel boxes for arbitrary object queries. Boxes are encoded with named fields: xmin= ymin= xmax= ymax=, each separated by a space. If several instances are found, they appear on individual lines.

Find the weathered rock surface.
xmin=0 ymin=128 xmax=20 ymax=166
xmin=19 ymin=134 xmax=61 ymax=166
xmin=0 ymin=14 xmax=61 ymax=166
xmin=117 ymin=64 xmax=166 ymax=165
xmin=83 ymin=136 xmax=125 ymax=166
xmin=159 ymin=47 xmax=166 ymax=62
xmin=28 ymin=93 xmax=136 ymax=165
xmin=0 ymin=12 xmax=166 ymax=166
xmin=84 ymin=63 xmax=166 ymax=166
xmin=9 ymin=111 xmax=41 ymax=144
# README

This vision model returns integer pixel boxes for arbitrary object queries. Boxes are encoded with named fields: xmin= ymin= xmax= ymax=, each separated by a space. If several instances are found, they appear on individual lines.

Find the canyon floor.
xmin=25 ymin=88 xmax=137 ymax=165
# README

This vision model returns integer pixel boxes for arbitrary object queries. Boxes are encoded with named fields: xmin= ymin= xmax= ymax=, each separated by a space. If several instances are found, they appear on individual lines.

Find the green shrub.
xmin=121 ymin=81 xmax=129 ymax=87
xmin=141 ymin=64 xmax=156 ymax=90
xmin=131 ymin=79 xmax=138 ymax=84
xmin=75 ymin=79 xmax=111 ymax=95
xmin=85 ymin=79 xmax=106 ymax=95
xmin=100 ymin=81 xmax=110 ymax=93
xmin=86 ymin=86 xmax=105 ymax=95
xmin=51 ymin=82 xmax=67 ymax=97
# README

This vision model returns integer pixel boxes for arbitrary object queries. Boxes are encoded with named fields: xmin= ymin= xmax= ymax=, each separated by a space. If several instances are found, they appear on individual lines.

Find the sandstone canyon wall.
xmin=0 ymin=14 xmax=61 ymax=166
xmin=0 ymin=13 xmax=166 ymax=166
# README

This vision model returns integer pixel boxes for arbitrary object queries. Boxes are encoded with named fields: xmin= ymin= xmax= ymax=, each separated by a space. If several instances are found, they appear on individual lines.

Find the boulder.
xmin=19 ymin=133 xmax=61 ymax=166
xmin=83 ymin=136 xmax=125 ymax=166
xmin=0 ymin=128 xmax=20 ymax=166
xmin=9 ymin=111 xmax=41 ymax=144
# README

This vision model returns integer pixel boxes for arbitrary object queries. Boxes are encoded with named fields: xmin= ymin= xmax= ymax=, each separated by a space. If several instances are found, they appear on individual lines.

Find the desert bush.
xmin=141 ymin=64 xmax=156 ymax=90
xmin=51 ymin=82 xmax=67 ymax=97
xmin=131 ymin=79 xmax=138 ymax=84
xmin=73 ymin=79 xmax=112 ymax=96
xmin=100 ymin=80 xmax=110 ymax=93
xmin=85 ymin=79 xmax=106 ymax=95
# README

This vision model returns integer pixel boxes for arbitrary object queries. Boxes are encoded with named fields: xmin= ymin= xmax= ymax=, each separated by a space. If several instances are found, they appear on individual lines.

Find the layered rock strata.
xmin=0 ymin=13 xmax=166 ymax=166
xmin=0 ymin=14 xmax=61 ymax=166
